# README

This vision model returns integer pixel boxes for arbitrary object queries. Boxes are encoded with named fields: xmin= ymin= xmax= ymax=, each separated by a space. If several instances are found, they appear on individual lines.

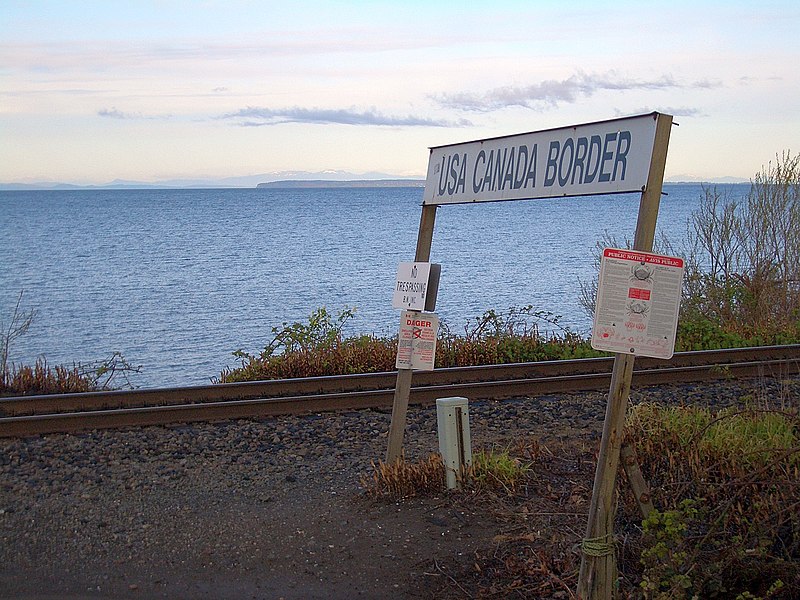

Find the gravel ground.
xmin=1 ymin=376 xmax=797 ymax=599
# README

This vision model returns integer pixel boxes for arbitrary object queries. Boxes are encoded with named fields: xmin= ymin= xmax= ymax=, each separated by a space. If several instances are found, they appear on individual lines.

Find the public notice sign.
xmin=423 ymin=112 xmax=660 ymax=205
xmin=396 ymin=310 xmax=439 ymax=370
xmin=591 ymin=248 xmax=684 ymax=359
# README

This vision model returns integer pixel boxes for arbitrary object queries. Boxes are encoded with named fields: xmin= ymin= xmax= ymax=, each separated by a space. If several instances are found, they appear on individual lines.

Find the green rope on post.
xmin=581 ymin=534 xmax=614 ymax=557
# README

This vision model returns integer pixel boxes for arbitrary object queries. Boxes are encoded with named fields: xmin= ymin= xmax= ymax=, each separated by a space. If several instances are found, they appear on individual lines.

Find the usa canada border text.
xmin=423 ymin=112 xmax=659 ymax=205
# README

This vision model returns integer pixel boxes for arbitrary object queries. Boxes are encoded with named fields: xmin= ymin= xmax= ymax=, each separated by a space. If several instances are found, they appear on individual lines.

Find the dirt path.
xmin=1 ymin=449 xmax=505 ymax=599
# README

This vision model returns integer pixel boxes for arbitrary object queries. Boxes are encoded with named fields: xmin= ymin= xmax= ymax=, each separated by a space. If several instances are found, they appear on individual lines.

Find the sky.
xmin=1 ymin=0 xmax=799 ymax=185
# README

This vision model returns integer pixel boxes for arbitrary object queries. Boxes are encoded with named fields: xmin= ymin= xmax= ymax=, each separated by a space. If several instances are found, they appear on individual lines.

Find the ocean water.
xmin=0 ymin=184 xmax=748 ymax=388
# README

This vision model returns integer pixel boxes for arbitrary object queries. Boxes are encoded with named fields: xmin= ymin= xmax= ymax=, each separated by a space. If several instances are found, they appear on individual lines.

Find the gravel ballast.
xmin=1 ymin=377 xmax=796 ymax=599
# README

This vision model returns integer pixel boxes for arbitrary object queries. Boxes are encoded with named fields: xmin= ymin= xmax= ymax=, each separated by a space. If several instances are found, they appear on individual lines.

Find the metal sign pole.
xmin=577 ymin=113 xmax=672 ymax=599
xmin=386 ymin=203 xmax=438 ymax=463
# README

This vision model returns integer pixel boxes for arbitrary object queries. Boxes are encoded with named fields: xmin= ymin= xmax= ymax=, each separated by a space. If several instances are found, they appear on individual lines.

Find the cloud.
xmin=97 ymin=107 xmax=136 ymax=119
xmin=433 ymin=72 xmax=722 ymax=113
xmin=97 ymin=107 xmax=174 ymax=120
xmin=738 ymin=75 xmax=783 ymax=84
xmin=616 ymin=106 xmax=707 ymax=118
xmin=219 ymin=106 xmax=471 ymax=127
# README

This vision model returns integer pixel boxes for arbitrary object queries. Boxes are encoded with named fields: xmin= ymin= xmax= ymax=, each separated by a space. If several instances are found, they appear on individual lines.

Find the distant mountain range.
xmin=256 ymin=179 xmax=424 ymax=189
xmin=0 ymin=170 xmax=424 ymax=191
xmin=1 ymin=169 xmax=748 ymax=191
xmin=665 ymin=174 xmax=749 ymax=184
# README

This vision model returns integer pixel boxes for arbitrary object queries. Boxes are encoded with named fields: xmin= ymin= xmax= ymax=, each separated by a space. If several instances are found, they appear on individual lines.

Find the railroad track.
xmin=1 ymin=345 xmax=798 ymax=437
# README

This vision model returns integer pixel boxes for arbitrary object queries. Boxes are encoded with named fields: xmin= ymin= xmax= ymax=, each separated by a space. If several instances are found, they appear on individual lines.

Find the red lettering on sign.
xmin=406 ymin=319 xmax=432 ymax=327
xmin=628 ymin=288 xmax=651 ymax=300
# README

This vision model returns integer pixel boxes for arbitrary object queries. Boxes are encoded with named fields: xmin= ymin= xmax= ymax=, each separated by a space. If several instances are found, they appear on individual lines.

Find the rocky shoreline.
xmin=1 ymin=377 xmax=796 ymax=599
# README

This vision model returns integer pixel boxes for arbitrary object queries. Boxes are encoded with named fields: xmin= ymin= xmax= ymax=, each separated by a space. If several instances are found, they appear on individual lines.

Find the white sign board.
xmin=393 ymin=262 xmax=432 ymax=310
xmin=396 ymin=310 xmax=439 ymax=370
xmin=591 ymin=248 xmax=684 ymax=359
xmin=423 ymin=112 xmax=660 ymax=205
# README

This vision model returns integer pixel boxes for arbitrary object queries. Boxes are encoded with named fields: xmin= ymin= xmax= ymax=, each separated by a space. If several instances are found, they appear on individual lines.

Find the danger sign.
xmin=396 ymin=310 xmax=439 ymax=370
xmin=591 ymin=248 xmax=684 ymax=359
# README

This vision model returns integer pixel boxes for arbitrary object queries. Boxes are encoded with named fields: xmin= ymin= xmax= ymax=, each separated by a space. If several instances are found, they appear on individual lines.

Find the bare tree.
xmin=580 ymin=151 xmax=800 ymax=336
xmin=0 ymin=291 xmax=37 ymax=385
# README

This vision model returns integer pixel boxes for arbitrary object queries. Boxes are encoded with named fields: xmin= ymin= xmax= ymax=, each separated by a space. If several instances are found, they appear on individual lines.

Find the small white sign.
xmin=396 ymin=310 xmax=439 ymax=370
xmin=392 ymin=262 xmax=432 ymax=310
xmin=591 ymin=248 xmax=684 ymax=359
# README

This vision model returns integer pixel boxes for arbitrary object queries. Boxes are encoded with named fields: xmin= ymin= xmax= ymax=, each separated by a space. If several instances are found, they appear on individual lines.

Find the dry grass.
xmin=361 ymin=454 xmax=446 ymax=501
xmin=217 ymin=306 xmax=603 ymax=383
xmin=441 ymin=439 xmax=593 ymax=599
xmin=361 ymin=439 xmax=592 ymax=599
xmin=362 ymin=440 xmax=544 ymax=502
xmin=0 ymin=357 xmax=94 ymax=396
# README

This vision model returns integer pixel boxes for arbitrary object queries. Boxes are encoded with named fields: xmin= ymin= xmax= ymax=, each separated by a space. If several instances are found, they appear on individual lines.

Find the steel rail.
xmin=3 ymin=345 xmax=797 ymax=416
xmin=1 ymin=345 xmax=797 ymax=437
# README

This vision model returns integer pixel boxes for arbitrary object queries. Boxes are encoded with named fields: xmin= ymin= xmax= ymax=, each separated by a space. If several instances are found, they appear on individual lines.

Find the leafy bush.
xmin=437 ymin=305 xmax=603 ymax=366
xmin=674 ymin=316 xmax=800 ymax=351
xmin=218 ymin=306 xmax=399 ymax=382
xmin=218 ymin=305 xmax=603 ymax=383
xmin=623 ymin=401 xmax=800 ymax=598
xmin=638 ymin=499 xmax=699 ymax=599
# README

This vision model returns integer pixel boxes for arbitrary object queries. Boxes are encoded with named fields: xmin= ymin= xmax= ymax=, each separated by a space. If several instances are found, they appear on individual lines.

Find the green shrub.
xmin=467 ymin=445 xmax=533 ymax=494
xmin=624 ymin=402 xmax=799 ymax=598
xmin=639 ymin=499 xmax=699 ymax=599
xmin=218 ymin=305 xmax=605 ymax=382
xmin=218 ymin=306 xmax=399 ymax=382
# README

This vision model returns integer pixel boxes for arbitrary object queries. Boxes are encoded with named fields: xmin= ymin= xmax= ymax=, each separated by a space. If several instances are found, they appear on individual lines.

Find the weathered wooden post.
xmin=386 ymin=203 xmax=437 ymax=462
xmin=576 ymin=112 xmax=672 ymax=599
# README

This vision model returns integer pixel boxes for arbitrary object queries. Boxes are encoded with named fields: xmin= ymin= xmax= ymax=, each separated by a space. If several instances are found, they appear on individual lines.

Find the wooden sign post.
xmin=576 ymin=112 xmax=672 ymax=599
xmin=384 ymin=113 xmax=673 ymax=490
xmin=386 ymin=203 xmax=437 ymax=462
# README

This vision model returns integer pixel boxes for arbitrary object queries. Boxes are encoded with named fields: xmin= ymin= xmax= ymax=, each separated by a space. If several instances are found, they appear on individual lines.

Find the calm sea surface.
xmin=0 ymin=184 xmax=748 ymax=388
